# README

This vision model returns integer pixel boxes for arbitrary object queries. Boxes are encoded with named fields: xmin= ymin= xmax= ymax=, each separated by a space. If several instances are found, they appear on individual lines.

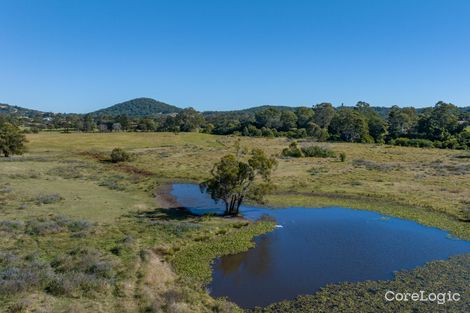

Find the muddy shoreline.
xmin=155 ymin=183 xmax=181 ymax=209
xmin=155 ymin=183 xmax=247 ymax=220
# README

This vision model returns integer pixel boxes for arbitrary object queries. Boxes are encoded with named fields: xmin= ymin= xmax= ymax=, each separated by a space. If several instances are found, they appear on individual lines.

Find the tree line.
xmin=3 ymin=101 xmax=470 ymax=150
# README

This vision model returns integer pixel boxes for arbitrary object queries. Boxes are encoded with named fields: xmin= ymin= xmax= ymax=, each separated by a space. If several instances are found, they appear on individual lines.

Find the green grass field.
xmin=1 ymin=132 xmax=469 ymax=312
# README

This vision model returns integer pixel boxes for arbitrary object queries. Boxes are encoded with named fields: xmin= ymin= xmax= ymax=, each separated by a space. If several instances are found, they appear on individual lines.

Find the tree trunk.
xmin=225 ymin=195 xmax=240 ymax=216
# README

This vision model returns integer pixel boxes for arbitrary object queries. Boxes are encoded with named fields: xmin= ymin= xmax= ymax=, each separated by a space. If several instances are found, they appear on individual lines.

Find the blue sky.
xmin=1 ymin=0 xmax=469 ymax=113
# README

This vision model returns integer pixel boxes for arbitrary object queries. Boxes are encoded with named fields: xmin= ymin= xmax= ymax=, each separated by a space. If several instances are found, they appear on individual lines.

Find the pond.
xmin=170 ymin=184 xmax=470 ymax=308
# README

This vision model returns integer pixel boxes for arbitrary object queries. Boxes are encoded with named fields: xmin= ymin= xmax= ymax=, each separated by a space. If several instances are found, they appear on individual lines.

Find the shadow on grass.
xmin=134 ymin=207 xmax=197 ymax=221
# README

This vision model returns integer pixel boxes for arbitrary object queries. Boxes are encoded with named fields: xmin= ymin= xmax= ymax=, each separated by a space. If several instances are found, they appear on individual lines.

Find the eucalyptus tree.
xmin=201 ymin=145 xmax=277 ymax=216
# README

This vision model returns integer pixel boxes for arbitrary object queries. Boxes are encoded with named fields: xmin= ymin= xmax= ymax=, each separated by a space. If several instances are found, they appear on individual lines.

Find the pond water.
xmin=170 ymin=184 xmax=470 ymax=308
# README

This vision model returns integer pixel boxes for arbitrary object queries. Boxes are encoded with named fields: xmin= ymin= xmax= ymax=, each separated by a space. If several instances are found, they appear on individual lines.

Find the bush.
xmin=98 ymin=174 xmax=127 ymax=190
xmin=110 ymin=148 xmax=130 ymax=163
xmin=25 ymin=215 xmax=92 ymax=236
xmin=0 ymin=220 xmax=25 ymax=233
xmin=35 ymin=193 xmax=63 ymax=205
xmin=460 ymin=202 xmax=470 ymax=222
xmin=26 ymin=219 xmax=63 ymax=235
xmin=339 ymin=152 xmax=347 ymax=162
xmin=301 ymin=145 xmax=336 ymax=158
xmin=352 ymin=159 xmax=401 ymax=171
xmin=282 ymin=142 xmax=303 ymax=158
xmin=0 ymin=256 xmax=54 ymax=295
xmin=391 ymin=137 xmax=434 ymax=148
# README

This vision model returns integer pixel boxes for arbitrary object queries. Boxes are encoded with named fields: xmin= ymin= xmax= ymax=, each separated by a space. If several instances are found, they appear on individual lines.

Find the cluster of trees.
xmin=0 ymin=117 xmax=26 ymax=157
xmin=5 ymin=101 xmax=470 ymax=150
xmin=207 ymin=101 xmax=469 ymax=149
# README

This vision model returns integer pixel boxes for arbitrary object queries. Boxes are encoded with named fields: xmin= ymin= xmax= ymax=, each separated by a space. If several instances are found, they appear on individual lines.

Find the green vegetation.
xmin=282 ymin=141 xmax=336 ymax=158
xmin=91 ymin=97 xmax=182 ymax=117
xmin=0 ymin=122 xmax=27 ymax=157
xmin=110 ymin=148 xmax=131 ymax=163
xmin=1 ymin=131 xmax=469 ymax=312
xmin=301 ymin=145 xmax=336 ymax=158
xmin=2 ymin=98 xmax=469 ymax=149
xmin=171 ymin=221 xmax=274 ymax=284
xmin=249 ymin=253 xmax=470 ymax=313
xmin=202 ymin=144 xmax=277 ymax=215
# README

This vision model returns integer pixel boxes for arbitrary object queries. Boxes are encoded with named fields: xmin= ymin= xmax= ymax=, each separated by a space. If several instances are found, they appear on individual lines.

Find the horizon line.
xmin=1 ymin=97 xmax=469 ymax=115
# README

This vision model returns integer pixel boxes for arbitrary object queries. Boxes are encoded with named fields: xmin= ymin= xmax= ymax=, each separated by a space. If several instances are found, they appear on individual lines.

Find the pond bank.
xmin=155 ymin=182 xmax=470 ymax=312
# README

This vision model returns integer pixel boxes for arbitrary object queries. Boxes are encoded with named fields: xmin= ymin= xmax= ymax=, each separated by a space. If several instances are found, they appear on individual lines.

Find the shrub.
xmin=25 ymin=216 xmax=92 ymax=236
xmin=282 ymin=142 xmax=303 ymax=158
xmin=26 ymin=219 xmax=64 ymax=235
xmin=307 ymin=167 xmax=328 ymax=175
xmin=46 ymin=271 xmax=109 ymax=296
xmin=0 ymin=247 xmax=112 ymax=298
xmin=391 ymin=137 xmax=434 ymax=148
xmin=35 ymin=193 xmax=63 ymax=205
xmin=110 ymin=148 xmax=130 ymax=163
xmin=301 ymin=145 xmax=336 ymax=158
xmin=98 ymin=174 xmax=127 ymax=190
xmin=48 ymin=248 xmax=115 ymax=295
xmin=460 ymin=202 xmax=470 ymax=222
xmin=0 ymin=220 xmax=25 ymax=233
xmin=66 ymin=220 xmax=92 ymax=233
xmin=0 ymin=257 xmax=54 ymax=295
xmin=47 ymin=166 xmax=83 ymax=179
xmin=339 ymin=152 xmax=347 ymax=162
xmin=352 ymin=159 xmax=401 ymax=171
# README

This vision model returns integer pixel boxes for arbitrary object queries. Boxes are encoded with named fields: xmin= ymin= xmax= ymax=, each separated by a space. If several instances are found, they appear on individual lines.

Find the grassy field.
xmin=1 ymin=132 xmax=469 ymax=312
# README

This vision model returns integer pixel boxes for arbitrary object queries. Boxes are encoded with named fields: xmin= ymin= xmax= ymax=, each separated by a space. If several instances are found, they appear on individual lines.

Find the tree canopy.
xmin=2 ymin=99 xmax=469 ymax=150
xmin=201 ymin=145 xmax=277 ymax=216
xmin=0 ymin=122 xmax=27 ymax=157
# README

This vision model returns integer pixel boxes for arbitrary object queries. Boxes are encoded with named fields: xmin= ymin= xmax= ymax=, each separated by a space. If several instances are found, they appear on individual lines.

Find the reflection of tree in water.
xmin=218 ymin=234 xmax=273 ymax=277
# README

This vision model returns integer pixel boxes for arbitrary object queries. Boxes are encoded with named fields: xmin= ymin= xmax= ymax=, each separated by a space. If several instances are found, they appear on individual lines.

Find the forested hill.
xmin=203 ymin=105 xmax=470 ymax=119
xmin=203 ymin=105 xmax=300 ymax=116
xmin=2 ymin=98 xmax=469 ymax=118
xmin=0 ymin=103 xmax=49 ymax=118
xmin=91 ymin=97 xmax=182 ymax=117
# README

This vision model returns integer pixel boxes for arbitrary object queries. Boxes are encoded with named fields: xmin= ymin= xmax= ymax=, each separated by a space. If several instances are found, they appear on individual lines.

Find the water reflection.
xmin=217 ymin=234 xmax=273 ymax=277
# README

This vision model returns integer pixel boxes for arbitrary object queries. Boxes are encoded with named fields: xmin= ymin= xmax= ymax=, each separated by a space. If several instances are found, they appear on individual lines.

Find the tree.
xmin=116 ymin=114 xmax=130 ymax=131
xmin=312 ymin=103 xmax=335 ymax=129
xmin=417 ymin=102 xmax=461 ymax=141
xmin=387 ymin=106 xmax=417 ymax=139
xmin=0 ymin=122 xmax=27 ymax=157
xmin=82 ymin=114 xmax=96 ymax=132
xmin=280 ymin=111 xmax=298 ymax=131
xmin=355 ymin=102 xmax=387 ymax=143
xmin=329 ymin=109 xmax=371 ymax=142
xmin=201 ymin=146 xmax=277 ymax=216
xmin=138 ymin=118 xmax=157 ymax=131
xmin=306 ymin=122 xmax=328 ymax=140
xmin=255 ymin=108 xmax=282 ymax=129
xmin=367 ymin=115 xmax=388 ymax=143
xmin=295 ymin=107 xmax=315 ymax=129
xmin=176 ymin=108 xmax=205 ymax=132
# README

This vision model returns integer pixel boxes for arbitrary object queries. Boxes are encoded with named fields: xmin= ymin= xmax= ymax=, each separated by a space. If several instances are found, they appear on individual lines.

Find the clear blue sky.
xmin=1 ymin=0 xmax=469 ymax=113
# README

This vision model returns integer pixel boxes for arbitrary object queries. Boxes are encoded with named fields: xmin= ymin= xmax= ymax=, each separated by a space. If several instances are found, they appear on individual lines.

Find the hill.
xmin=203 ymin=105 xmax=301 ymax=118
xmin=0 ymin=103 xmax=47 ymax=118
xmin=91 ymin=98 xmax=182 ymax=117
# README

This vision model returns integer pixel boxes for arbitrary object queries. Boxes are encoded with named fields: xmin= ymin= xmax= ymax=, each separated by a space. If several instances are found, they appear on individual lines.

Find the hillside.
xmin=204 ymin=105 xmax=299 ymax=116
xmin=0 ymin=103 xmax=47 ymax=118
xmin=91 ymin=97 xmax=182 ymax=117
